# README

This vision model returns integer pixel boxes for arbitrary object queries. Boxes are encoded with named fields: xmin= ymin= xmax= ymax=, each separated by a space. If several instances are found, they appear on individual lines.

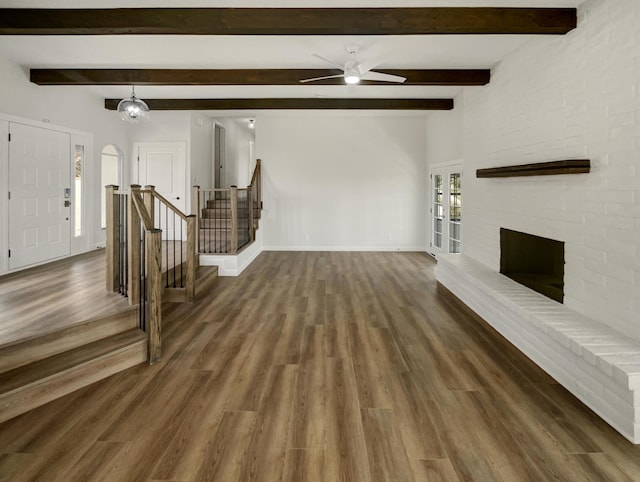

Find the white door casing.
xmin=430 ymin=162 xmax=463 ymax=257
xmin=8 ymin=123 xmax=71 ymax=269
xmin=430 ymin=167 xmax=446 ymax=257
xmin=213 ymin=123 xmax=225 ymax=189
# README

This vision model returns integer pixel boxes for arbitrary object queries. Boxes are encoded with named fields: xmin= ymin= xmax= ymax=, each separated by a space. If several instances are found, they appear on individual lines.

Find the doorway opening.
xmin=430 ymin=163 xmax=463 ymax=257
xmin=101 ymin=144 xmax=122 ymax=229
xmin=214 ymin=123 xmax=225 ymax=191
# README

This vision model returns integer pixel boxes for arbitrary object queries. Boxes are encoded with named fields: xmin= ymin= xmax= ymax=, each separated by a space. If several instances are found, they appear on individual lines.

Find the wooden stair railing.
xmin=250 ymin=158 xmax=262 ymax=213
xmin=142 ymin=185 xmax=197 ymax=303
xmin=129 ymin=187 xmax=162 ymax=363
xmin=105 ymin=184 xmax=198 ymax=364
xmin=193 ymin=159 xmax=262 ymax=255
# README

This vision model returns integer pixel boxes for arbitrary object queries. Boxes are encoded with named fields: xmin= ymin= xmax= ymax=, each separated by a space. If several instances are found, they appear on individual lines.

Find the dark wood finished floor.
xmin=0 ymin=250 xmax=131 ymax=347
xmin=1 ymin=251 xmax=639 ymax=481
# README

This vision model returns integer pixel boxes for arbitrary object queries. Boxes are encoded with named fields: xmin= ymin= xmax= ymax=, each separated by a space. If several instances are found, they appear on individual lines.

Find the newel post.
xmin=230 ymin=185 xmax=238 ymax=254
xmin=105 ymin=184 xmax=120 ymax=292
xmin=248 ymin=186 xmax=255 ymax=241
xmin=146 ymin=229 xmax=162 ymax=364
xmin=127 ymin=185 xmax=142 ymax=305
xmin=256 ymin=159 xmax=262 ymax=211
xmin=192 ymin=185 xmax=200 ymax=253
xmin=186 ymin=215 xmax=197 ymax=302
xmin=144 ymin=185 xmax=155 ymax=225
xmin=191 ymin=185 xmax=200 ymax=216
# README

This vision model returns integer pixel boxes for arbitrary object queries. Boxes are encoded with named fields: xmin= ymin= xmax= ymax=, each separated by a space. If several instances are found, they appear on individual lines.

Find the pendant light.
xmin=117 ymin=86 xmax=150 ymax=124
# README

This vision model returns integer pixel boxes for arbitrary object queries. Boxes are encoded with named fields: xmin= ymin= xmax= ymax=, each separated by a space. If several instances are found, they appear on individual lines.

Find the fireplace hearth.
xmin=500 ymin=228 xmax=564 ymax=303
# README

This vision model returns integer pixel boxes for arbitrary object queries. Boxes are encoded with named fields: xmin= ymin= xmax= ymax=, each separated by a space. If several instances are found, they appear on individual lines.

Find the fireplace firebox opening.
xmin=500 ymin=228 xmax=564 ymax=303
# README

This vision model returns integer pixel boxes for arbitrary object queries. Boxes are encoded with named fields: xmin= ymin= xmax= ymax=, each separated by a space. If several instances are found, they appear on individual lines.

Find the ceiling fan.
xmin=299 ymin=47 xmax=407 ymax=85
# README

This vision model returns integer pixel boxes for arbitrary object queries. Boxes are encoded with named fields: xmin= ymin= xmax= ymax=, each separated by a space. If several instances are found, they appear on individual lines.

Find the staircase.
xmin=195 ymin=159 xmax=262 ymax=256
xmin=0 ymin=259 xmax=219 ymax=424
xmin=199 ymin=197 xmax=256 ymax=254
xmin=0 ymin=160 xmax=262 ymax=424
xmin=0 ymin=306 xmax=146 ymax=423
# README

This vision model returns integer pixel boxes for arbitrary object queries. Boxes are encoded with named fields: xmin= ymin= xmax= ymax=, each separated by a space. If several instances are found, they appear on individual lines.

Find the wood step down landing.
xmin=164 ymin=265 xmax=219 ymax=303
xmin=0 ymin=305 xmax=138 ymax=374
xmin=0 ymin=328 xmax=147 ymax=423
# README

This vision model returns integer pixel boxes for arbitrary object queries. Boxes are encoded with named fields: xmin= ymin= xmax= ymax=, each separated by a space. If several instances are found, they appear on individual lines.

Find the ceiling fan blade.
xmin=299 ymin=74 xmax=344 ymax=83
xmin=360 ymin=71 xmax=407 ymax=83
xmin=357 ymin=60 xmax=381 ymax=75
xmin=312 ymin=53 xmax=345 ymax=71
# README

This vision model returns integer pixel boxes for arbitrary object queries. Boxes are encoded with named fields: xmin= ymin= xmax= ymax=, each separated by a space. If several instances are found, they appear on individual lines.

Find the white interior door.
xmin=137 ymin=142 xmax=186 ymax=239
xmin=8 ymin=123 xmax=71 ymax=269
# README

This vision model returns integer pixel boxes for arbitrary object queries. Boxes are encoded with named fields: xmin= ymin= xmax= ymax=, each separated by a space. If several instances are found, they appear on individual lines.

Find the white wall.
xmin=441 ymin=0 xmax=640 ymax=340
xmin=425 ymin=95 xmax=465 ymax=165
xmin=128 ymin=111 xmax=191 ymax=209
xmin=190 ymin=113 xmax=213 ymax=196
xmin=128 ymin=111 xmax=190 ymax=146
xmin=128 ymin=111 xmax=191 ymax=180
xmin=257 ymin=114 xmax=428 ymax=251
xmin=0 ymin=55 xmax=127 ymax=262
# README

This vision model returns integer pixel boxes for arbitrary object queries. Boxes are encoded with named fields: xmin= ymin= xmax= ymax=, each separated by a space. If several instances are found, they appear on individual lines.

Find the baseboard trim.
xmin=199 ymin=232 xmax=264 ymax=276
xmin=263 ymin=246 xmax=428 ymax=252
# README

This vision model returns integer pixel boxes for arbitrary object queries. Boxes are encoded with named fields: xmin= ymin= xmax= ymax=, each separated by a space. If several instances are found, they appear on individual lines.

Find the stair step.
xmin=202 ymin=208 xmax=232 ymax=218
xmin=162 ymin=259 xmax=189 ymax=302
xmin=200 ymin=218 xmax=233 ymax=229
xmin=163 ymin=260 xmax=188 ymax=286
xmin=0 ymin=329 xmax=147 ymax=423
xmin=199 ymin=236 xmax=251 ymax=248
xmin=0 ymin=306 xmax=138 ymax=374
xmin=163 ymin=265 xmax=219 ymax=302
xmin=205 ymin=199 xmax=259 ymax=209
xmin=205 ymin=199 xmax=231 ymax=208
xmin=201 ymin=209 xmax=259 ymax=220
xmin=199 ymin=226 xmax=252 ymax=234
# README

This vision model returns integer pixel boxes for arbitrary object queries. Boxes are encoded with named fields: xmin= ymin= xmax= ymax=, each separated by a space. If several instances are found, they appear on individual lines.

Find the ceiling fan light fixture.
xmin=117 ymin=86 xmax=150 ymax=124
xmin=344 ymin=74 xmax=361 ymax=85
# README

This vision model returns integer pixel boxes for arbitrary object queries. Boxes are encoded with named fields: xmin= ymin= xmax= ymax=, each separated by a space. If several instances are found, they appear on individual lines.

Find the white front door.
xmin=137 ymin=142 xmax=186 ymax=239
xmin=8 ymin=123 xmax=71 ymax=269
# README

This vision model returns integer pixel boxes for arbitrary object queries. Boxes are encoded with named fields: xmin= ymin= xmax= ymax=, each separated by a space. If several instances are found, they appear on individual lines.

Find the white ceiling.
xmin=0 ymin=1 xmax=588 ymax=102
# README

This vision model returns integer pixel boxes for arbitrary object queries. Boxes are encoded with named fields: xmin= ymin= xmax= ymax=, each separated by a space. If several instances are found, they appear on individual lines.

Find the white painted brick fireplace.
xmin=430 ymin=0 xmax=640 ymax=442
xmin=437 ymin=254 xmax=640 ymax=443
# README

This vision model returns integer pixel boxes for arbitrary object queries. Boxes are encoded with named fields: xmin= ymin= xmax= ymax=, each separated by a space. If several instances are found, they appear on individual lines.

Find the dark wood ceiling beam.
xmin=104 ymin=98 xmax=454 ymax=111
xmin=1 ymin=8 xmax=577 ymax=35
xmin=31 ymin=69 xmax=490 ymax=86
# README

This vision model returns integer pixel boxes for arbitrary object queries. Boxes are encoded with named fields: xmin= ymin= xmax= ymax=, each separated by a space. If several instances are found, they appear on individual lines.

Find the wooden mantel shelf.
xmin=476 ymin=159 xmax=590 ymax=178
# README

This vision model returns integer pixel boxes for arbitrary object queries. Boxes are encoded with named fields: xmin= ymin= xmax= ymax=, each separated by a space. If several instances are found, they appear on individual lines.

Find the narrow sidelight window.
xmin=74 ymin=145 xmax=84 ymax=237
xmin=433 ymin=174 xmax=443 ymax=249
xmin=449 ymin=172 xmax=462 ymax=253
